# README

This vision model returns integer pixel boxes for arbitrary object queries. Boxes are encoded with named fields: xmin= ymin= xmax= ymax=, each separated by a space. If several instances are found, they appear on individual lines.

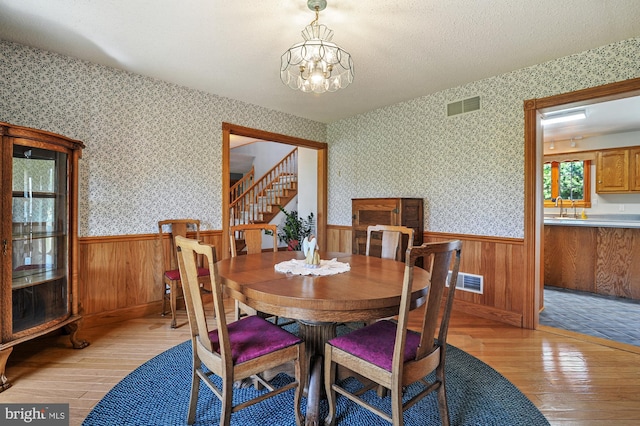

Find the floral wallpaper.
xmin=2 ymin=37 xmax=639 ymax=239
xmin=0 ymin=40 xmax=326 ymax=236
xmin=327 ymin=37 xmax=640 ymax=238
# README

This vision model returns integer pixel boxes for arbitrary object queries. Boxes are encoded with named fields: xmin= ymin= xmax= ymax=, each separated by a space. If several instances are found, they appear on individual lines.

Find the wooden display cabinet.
xmin=352 ymin=198 xmax=424 ymax=262
xmin=1 ymin=122 xmax=88 ymax=392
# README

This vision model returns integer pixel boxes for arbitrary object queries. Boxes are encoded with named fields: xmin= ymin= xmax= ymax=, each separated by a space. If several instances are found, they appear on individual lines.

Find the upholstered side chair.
xmin=324 ymin=240 xmax=462 ymax=426
xmin=158 ymin=219 xmax=210 ymax=328
xmin=175 ymin=236 xmax=306 ymax=426
xmin=229 ymin=223 xmax=278 ymax=321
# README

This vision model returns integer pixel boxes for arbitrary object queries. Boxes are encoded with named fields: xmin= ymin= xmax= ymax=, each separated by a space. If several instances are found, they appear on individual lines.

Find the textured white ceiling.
xmin=1 ymin=0 xmax=640 ymax=123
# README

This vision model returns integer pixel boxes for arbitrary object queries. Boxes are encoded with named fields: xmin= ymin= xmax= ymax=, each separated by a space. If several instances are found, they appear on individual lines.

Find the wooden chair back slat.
xmin=365 ymin=224 xmax=415 ymax=261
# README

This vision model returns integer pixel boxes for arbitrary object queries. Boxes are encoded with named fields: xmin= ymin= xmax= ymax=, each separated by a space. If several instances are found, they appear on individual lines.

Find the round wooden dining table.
xmin=216 ymin=250 xmax=431 ymax=426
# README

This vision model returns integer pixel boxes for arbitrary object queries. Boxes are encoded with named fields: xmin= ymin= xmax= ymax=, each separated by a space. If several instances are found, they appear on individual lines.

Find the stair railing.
xmin=230 ymin=166 xmax=254 ymax=204
xmin=230 ymin=148 xmax=298 ymax=226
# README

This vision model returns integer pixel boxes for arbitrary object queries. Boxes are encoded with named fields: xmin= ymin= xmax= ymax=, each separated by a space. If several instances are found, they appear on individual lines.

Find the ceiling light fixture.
xmin=541 ymin=110 xmax=587 ymax=126
xmin=570 ymin=136 xmax=583 ymax=147
xmin=549 ymin=141 xmax=555 ymax=150
xmin=280 ymin=0 xmax=354 ymax=94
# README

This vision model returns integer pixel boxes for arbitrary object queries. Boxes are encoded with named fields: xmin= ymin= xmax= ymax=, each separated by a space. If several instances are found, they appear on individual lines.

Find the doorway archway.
xmin=222 ymin=123 xmax=328 ymax=259
xmin=523 ymin=77 xmax=640 ymax=329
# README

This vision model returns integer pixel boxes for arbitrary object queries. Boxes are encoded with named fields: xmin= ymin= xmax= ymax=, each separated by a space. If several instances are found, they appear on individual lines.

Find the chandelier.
xmin=280 ymin=0 xmax=354 ymax=94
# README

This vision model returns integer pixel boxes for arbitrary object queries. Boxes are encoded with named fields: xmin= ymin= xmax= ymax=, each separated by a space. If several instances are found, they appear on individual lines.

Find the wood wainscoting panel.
xmin=78 ymin=230 xmax=222 ymax=328
xmin=326 ymin=225 xmax=525 ymax=328
xmin=326 ymin=225 xmax=352 ymax=254
xmin=79 ymin=236 xmax=157 ymax=314
xmin=80 ymin=226 xmax=528 ymax=329
xmin=424 ymin=233 xmax=525 ymax=327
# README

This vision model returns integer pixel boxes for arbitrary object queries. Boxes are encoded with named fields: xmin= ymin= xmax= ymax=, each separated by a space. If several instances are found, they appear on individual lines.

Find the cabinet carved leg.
xmin=0 ymin=347 xmax=13 ymax=392
xmin=64 ymin=321 xmax=90 ymax=349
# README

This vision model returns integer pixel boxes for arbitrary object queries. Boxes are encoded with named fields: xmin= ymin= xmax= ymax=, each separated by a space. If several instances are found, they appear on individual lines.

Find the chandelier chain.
xmin=310 ymin=7 xmax=320 ymax=27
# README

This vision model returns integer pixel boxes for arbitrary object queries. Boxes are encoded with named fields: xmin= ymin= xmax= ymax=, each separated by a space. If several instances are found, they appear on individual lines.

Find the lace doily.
xmin=274 ymin=258 xmax=350 ymax=276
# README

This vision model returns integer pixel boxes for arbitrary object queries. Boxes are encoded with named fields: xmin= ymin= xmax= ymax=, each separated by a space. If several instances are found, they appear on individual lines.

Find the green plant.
xmin=276 ymin=206 xmax=315 ymax=251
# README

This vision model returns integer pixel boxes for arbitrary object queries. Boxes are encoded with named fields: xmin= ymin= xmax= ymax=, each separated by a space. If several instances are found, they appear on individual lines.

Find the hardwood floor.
xmin=2 ymin=301 xmax=640 ymax=425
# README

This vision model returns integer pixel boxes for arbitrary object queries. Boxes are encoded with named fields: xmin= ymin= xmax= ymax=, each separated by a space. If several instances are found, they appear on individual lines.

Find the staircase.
xmin=229 ymin=148 xmax=298 ymax=227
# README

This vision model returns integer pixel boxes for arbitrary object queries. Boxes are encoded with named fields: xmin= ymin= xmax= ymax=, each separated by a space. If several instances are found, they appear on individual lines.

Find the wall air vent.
xmin=446 ymin=96 xmax=481 ymax=117
xmin=446 ymin=271 xmax=484 ymax=294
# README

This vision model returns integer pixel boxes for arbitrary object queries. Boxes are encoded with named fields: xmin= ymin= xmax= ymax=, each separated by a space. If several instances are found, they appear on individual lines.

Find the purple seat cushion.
xmin=209 ymin=315 xmax=301 ymax=365
xmin=328 ymin=320 xmax=421 ymax=371
xmin=164 ymin=267 xmax=209 ymax=281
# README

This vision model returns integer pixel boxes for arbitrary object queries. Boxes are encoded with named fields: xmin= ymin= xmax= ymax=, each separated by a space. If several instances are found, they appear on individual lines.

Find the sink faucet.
xmin=555 ymin=196 xmax=565 ymax=217
xmin=571 ymin=200 xmax=578 ymax=218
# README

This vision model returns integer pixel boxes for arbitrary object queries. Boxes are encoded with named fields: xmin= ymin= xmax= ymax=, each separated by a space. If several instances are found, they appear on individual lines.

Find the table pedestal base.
xmin=298 ymin=321 xmax=337 ymax=426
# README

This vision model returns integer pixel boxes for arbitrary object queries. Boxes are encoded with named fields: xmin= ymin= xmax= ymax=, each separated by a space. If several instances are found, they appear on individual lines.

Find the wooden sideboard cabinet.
xmin=0 ymin=122 xmax=88 ymax=392
xmin=352 ymin=198 xmax=424 ymax=262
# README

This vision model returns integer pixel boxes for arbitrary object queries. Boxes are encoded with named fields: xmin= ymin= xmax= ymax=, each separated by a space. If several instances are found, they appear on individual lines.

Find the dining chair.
xmin=360 ymin=224 xmax=416 ymax=326
xmin=229 ymin=223 xmax=278 ymax=257
xmin=175 ymin=236 xmax=305 ymax=426
xmin=365 ymin=224 xmax=415 ymax=262
xmin=324 ymin=240 xmax=462 ymax=426
xmin=229 ymin=223 xmax=278 ymax=321
xmin=158 ymin=219 xmax=210 ymax=328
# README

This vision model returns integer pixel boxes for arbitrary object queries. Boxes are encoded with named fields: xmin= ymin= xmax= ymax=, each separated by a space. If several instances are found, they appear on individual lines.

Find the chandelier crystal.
xmin=281 ymin=0 xmax=354 ymax=94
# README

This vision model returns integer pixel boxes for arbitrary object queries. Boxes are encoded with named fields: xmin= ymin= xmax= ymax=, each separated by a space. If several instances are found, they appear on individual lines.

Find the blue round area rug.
xmin=83 ymin=337 xmax=549 ymax=426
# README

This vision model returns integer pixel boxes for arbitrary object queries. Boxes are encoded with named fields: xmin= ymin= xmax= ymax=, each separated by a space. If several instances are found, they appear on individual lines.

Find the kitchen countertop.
xmin=544 ymin=214 xmax=640 ymax=228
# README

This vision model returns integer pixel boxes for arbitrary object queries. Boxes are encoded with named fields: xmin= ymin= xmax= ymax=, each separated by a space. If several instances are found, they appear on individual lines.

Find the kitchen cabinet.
xmin=596 ymin=147 xmax=640 ymax=193
xmin=544 ymin=224 xmax=640 ymax=301
xmin=543 ymin=225 xmax=597 ymax=293
xmin=631 ymin=148 xmax=640 ymax=191
xmin=1 ymin=122 xmax=87 ymax=392
xmin=352 ymin=198 xmax=423 ymax=262
xmin=596 ymin=149 xmax=629 ymax=192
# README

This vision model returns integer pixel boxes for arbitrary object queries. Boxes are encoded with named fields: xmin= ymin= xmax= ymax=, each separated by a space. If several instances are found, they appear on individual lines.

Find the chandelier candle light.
xmin=281 ymin=0 xmax=354 ymax=93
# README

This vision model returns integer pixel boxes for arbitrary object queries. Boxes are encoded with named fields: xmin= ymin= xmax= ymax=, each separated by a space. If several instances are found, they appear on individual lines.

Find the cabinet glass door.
xmin=11 ymin=145 xmax=68 ymax=334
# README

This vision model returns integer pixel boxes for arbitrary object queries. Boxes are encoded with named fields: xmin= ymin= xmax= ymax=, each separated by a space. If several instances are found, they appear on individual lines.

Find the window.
xmin=543 ymin=159 xmax=591 ymax=208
